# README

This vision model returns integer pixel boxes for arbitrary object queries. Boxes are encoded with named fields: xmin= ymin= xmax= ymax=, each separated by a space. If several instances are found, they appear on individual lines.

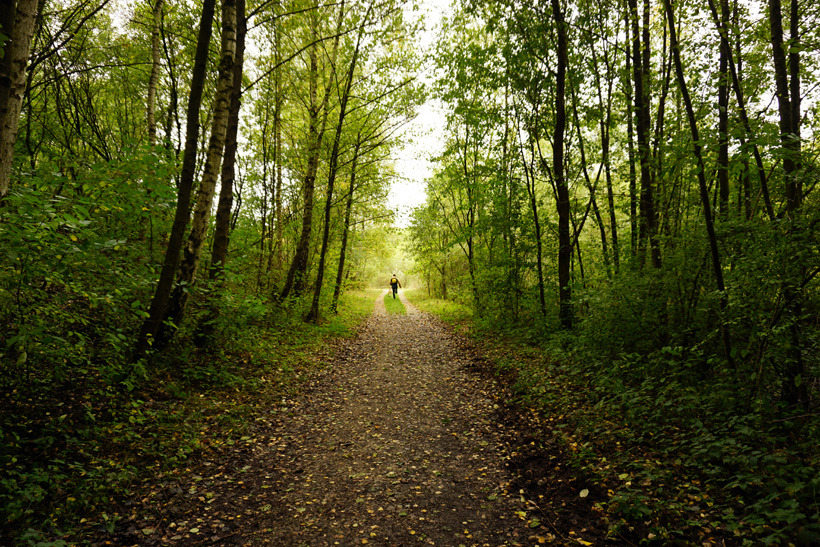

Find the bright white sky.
xmin=391 ymin=0 xmax=452 ymax=227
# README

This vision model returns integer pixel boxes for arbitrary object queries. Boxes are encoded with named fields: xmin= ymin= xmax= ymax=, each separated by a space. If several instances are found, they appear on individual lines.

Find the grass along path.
xmin=384 ymin=288 xmax=407 ymax=314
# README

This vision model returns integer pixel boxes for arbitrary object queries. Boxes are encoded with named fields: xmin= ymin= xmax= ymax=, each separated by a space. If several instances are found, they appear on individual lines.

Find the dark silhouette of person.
xmin=389 ymin=274 xmax=402 ymax=299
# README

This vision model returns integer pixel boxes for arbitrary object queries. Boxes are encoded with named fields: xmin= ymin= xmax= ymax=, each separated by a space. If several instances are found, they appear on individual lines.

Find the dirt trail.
xmin=106 ymin=292 xmax=604 ymax=546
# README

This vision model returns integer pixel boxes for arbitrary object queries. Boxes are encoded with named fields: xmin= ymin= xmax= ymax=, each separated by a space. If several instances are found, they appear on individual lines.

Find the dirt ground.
xmin=100 ymin=292 xmax=608 ymax=546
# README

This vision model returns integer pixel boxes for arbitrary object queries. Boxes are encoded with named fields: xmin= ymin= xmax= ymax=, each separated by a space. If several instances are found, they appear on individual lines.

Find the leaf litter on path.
xmin=96 ymin=291 xmax=606 ymax=546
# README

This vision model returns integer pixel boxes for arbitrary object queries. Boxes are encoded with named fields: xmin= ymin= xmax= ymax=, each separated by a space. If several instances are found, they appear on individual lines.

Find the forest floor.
xmin=96 ymin=292 xmax=608 ymax=546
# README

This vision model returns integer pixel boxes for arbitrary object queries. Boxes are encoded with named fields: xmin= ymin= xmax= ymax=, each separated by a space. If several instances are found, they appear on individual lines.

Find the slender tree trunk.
xmin=272 ymin=7 xmax=285 ymax=273
xmin=662 ymin=0 xmax=733 ymax=365
xmin=273 ymin=100 xmax=284 ymax=269
xmin=770 ymin=0 xmax=806 ymax=407
xmin=209 ymin=0 xmax=245 ymax=281
xmin=552 ymin=0 xmax=572 ymax=329
xmin=160 ymin=21 xmax=181 ymax=152
xmin=467 ymin=196 xmax=478 ymax=312
xmin=630 ymin=0 xmax=660 ymax=269
xmin=280 ymin=45 xmax=322 ymax=300
xmin=624 ymin=30 xmax=639 ymax=258
xmin=593 ymin=44 xmax=620 ymax=271
xmin=192 ymin=0 xmax=245 ymax=345
xmin=520 ymin=126 xmax=546 ymax=317
xmin=331 ymin=139 xmax=360 ymax=314
xmin=571 ymin=84 xmax=610 ymax=278
xmin=134 ymin=0 xmax=218 ymax=358
xmin=307 ymin=2 xmax=368 ymax=322
xmin=147 ymin=0 xmax=163 ymax=146
xmin=769 ymin=0 xmax=801 ymax=213
xmin=0 ymin=0 xmax=38 ymax=199
xmin=280 ymin=5 xmax=343 ymax=300
xmin=258 ymin=108 xmax=270 ymax=292
xmin=706 ymin=0 xmax=775 ymax=220
xmin=160 ymin=0 xmax=237 ymax=343
xmin=717 ymin=0 xmax=730 ymax=213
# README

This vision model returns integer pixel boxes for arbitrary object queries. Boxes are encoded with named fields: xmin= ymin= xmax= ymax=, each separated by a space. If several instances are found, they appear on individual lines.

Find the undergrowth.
xmin=0 ymin=290 xmax=375 ymax=546
xmin=404 ymin=289 xmax=472 ymax=326
xmin=414 ymin=304 xmax=820 ymax=545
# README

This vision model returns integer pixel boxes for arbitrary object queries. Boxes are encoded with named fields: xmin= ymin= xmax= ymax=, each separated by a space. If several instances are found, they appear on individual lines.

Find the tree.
xmin=134 ymin=0 xmax=219 ymax=357
xmin=306 ymin=0 xmax=371 ymax=322
xmin=279 ymin=2 xmax=344 ymax=300
xmin=0 ymin=0 xmax=39 ymax=198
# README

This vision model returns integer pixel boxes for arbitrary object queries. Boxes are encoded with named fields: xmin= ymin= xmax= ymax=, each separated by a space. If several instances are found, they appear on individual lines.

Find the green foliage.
xmin=420 ymin=307 xmax=819 ymax=544
xmin=405 ymin=289 xmax=472 ymax=326
xmin=0 ymin=284 xmax=373 ymax=545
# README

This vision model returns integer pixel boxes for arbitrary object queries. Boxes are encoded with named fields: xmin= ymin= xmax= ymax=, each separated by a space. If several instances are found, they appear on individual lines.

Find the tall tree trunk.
xmin=280 ymin=4 xmax=343 ymax=300
xmin=307 ymin=1 xmax=368 ymax=322
xmin=592 ymin=43 xmax=620 ymax=271
xmin=706 ymin=0 xmax=775 ymax=220
xmin=467 ymin=190 xmax=478 ymax=312
xmin=209 ymin=0 xmax=245 ymax=281
xmin=769 ymin=0 xmax=801 ymax=213
xmin=134 ymin=0 xmax=218 ymax=358
xmin=630 ymin=0 xmax=660 ymax=268
xmin=571 ymin=83 xmax=610 ymax=278
xmin=623 ymin=22 xmax=639 ymax=258
xmin=553 ymin=0 xmax=572 ymax=329
xmin=0 ymin=0 xmax=38 ymax=199
xmin=517 ymin=110 xmax=546 ymax=318
xmin=258 ymin=107 xmax=270 ymax=292
xmin=769 ymin=0 xmax=807 ymax=407
xmin=330 ymin=138 xmax=361 ymax=314
xmin=193 ymin=0 xmax=245 ymax=345
xmin=717 ymin=0 xmax=730 ymax=213
xmin=160 ymin=21 xmax=181 ymax=153
xmin=160 ymin=0 xmax=237 ymax=344
xmin=147 ymin=0 xmax=163 ymax=146
xmin=272 ymin=5 xmax=285 ymax=274
xmin=662 ymin=0 xmax=733 ymax=365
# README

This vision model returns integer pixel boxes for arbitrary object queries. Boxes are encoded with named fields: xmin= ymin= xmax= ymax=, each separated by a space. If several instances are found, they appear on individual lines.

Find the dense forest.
xmin=0 ymin=0 xmax=818 ymax=543
xmin=0 ymin=0 xmax=419 ymax=543
xmin=406 ymin=0 xmax=820 ymax=543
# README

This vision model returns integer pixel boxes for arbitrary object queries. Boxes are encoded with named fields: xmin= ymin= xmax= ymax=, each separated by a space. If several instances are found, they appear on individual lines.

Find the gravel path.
xmin=248 ymin=292 xmax=535 ymax=546
xmin=104 ymin=292 xmax=603 ymax=546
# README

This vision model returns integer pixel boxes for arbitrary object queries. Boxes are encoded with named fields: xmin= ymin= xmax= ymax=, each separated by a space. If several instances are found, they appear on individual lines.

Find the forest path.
xmin=106 ymin=292 xmax=604 ymax=546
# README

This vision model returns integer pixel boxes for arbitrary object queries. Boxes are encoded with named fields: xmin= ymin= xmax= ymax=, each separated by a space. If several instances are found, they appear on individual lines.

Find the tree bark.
xmin=280 ymin=4 xmax=343 ymax=300
xmin=134 ymin=0 xmax=218 ymax=358
xmin=552 ymin=0 xmax=572 ymax=329
xmin=147 ymin=0 xmax=163 ymax=146
xmin=623 ymin=17 xmax=638 ymax=257
xmin=769 ymin=0 xmax=801 ymax=213
xmin=0 ymin=0 xmax=38 ymax=199
xmin=630 ymin=0 xmax=660 ymax=269
xmin=717 ymin=0 xmax=730 ymax=213
xmin=662 ymin=0 xmax=733 ymax=365
xmin=160 ymin=0 xmax=237 ymax=344
xmin=330 ymin=138 xmax=360 ymax=314
xmin=769 ymin=0 xmax=806 ymax=407
xmin=209 ymin=0 xmax=246 ymax=281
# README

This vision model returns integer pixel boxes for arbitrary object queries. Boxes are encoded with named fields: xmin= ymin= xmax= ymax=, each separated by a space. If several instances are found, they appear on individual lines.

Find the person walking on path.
xmin=389 ymin=274 xmax=402 ymax=298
